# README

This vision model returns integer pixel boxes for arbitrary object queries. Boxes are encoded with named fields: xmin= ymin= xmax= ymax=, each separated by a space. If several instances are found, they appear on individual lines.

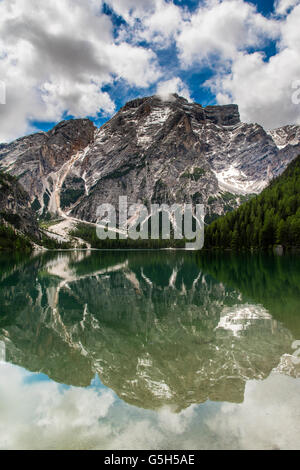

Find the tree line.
xmin=205 ymin=155 xmax=300 ymax=250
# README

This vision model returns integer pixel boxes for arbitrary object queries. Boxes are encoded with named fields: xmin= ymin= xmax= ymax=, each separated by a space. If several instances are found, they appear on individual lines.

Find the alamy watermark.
xmin=96 ymin=197 xmax=205 ymax=250
xmin=292 ymin=80 xmax=300 ymax=105
xmin=0 ymin=80 xmax=6 ymax=105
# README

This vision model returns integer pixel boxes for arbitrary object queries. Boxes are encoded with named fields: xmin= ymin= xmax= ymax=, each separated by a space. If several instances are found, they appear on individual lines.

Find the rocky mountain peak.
xmin=118 ymin=94 xmax=240 ymax=128
xmin=43 ymin=118 xmax=96 ymax=169
xmin=0 ymin=118 xmax=96 ymax=216
xmin=0 ymin=95 xmax=299 ymax=229
xmin=204 ymin=104 xmax=240 ymax=126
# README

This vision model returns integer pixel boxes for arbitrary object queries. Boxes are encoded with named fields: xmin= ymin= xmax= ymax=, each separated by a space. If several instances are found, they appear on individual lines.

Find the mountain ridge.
xmin=0 ymin=94 xmax=300 ymax=244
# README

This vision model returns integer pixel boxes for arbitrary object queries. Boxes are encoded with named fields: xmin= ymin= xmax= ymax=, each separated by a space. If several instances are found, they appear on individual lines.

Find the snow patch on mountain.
xmin=137 ymin=106 xmax=172 ymax=147
xmin=217 ymin=304 xmax=272 ymax=337
xmin=268 ymin=125 xmax=300 ymax=149
xmin=213 ymin=166 xmax=265 ymax=195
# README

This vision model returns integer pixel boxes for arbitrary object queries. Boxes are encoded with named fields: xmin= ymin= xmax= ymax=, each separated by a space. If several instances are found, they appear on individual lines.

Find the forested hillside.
xmin=0 ymin=171 xmax=71 ymax=251
xmin=205 ymin=155 xmax=300 ymax=250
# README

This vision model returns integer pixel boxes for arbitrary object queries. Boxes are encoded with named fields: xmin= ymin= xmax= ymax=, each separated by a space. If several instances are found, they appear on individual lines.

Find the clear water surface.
xmin=0 ymin=250 xmax=299 ymax=450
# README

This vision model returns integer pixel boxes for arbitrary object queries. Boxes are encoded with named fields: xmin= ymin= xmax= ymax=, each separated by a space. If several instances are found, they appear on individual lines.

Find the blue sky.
xmin=74 ymin=0 xmax=280 ymax=128
xmin=0 ymin=0 xmax=300 ymax=141
xmin=32 ymin=0 xmax=276 ymax=130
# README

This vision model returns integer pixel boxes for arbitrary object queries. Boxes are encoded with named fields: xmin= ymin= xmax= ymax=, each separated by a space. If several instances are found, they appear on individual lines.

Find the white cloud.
xmin=106 ymin=0 xmax=300 ymax=129
xmin=1 ymin=362 xmax=300 ymax=450
xmin=206 ymin=373 xmax=300 ymax=450
xmin=141 ymin=0 xmax=184 ymax=45
xmin=0 ymin=363 xmax=115 ymax=450
xmin=176 ymin=0 xmax=279 ymax=67
xmin=106 ymin=43 xmax=161 ymax=87
xmin=0 ymin=0 xmax=161 ymax=142
xmin=275 ymin=0 xmax=300 ymax=15
xmin=41 ymin=80 xmax=116 ymax=119
xmin=158 ymin=405 xmax=196 ymax=434
xmin=0 ymin=363 xmax=197 ymax=450
xmin=107 ymin=0 xmax=184 ymax=46
xmin=156 ymin=77 xmax=191 ymax=101
xmin=0 ymin=0 xmax=299 ymax=141
xmin=206 ymin=4 xmax=300 ymax=129
xmin=105 ymin=0 xmax=156 ymax=23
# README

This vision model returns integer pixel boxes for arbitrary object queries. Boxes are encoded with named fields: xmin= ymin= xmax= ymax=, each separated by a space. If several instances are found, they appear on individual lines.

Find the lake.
xmin=0 ymin=250 xmax=300 ymax=450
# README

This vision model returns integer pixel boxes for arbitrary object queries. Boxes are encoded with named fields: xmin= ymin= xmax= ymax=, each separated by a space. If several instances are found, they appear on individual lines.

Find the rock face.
xmin=268 ymin=125 xmax=300 ymax=149
xmin=0 ymin=119 xmax=95 ymax=216
xmin=1 ymin=95 xmax=300 ymax=224
xmin=0 ymin=172 xmax=40 ymax=240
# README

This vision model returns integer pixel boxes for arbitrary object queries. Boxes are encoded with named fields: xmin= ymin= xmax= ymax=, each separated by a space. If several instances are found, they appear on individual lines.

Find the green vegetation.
xmin=0 ymin=224 xmax=32 ymax=252
xmin=0 ymin=171 xmax=72 ymax=251
xmin=39 ymin=192 xmax=52 ymax=220
xmin=207 ymin=193 xmax=254 ymax=220
xmin=43 ymin=192 xmax=50 ymax=209
xmin=221 ymin=192 xmax=236 ymax=203
xmin=239 ymin=194 xmax=256 ymax=204
xmin=205 ymin=213 xmax=220 ymax=225
xmin=0 ymin=223 xmax=72 ymax=251
xmin=60 ymin=177 xmax=85 ymax=209
xmin=61 ymin=188 xmax=85 ymax=209
xmin=205 ymin=156 xmax=300 ymax=250
xmin=0 ymin=212 xmax=22 ymax=229
xmin=181 ymin=167 xmax=206 ymax=182
xmin=208 ymin=196 xmax=218 ymax=205
xmin=0 ymin=172 xmax=33 ymax=251
xmin=39 ymin=218 xmax=64 ymax=230
xmin=31 ymin=198 xmax=42 ymax=212
xmin=191 ymin=192 xmax=203 ymax=204
xmin=197 ymin=252 xmax=300 ymax=337
xmin=0 ymin=171 xmax=16 ymax=187
xmin=70 ymin=223 xmax=187 ymax=249
xmin=39 ymin=234 xmax=72 ymax=250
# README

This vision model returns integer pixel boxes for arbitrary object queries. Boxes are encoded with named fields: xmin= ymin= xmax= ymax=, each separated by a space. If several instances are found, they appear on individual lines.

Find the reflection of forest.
xmin=196 ymin=252 xmax=300 ymax=337
xmin=0 ymin=251 xmax=299 ymax=411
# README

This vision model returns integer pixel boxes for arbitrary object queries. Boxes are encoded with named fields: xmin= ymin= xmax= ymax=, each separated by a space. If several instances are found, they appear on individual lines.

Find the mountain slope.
xmin=0 ymin=119 xmax=95 ymax=218
xmin=1 ymin=95 xmax=300 ymax=229
xmin=70 ymin=95 xmax=300 ymax=224
xmin=0 ymin=171 xmax=41 ymax=250
xmin=0 ymin=171 xmax=75 ymax=251
xmin=205 ymin=155 xmax=300 ymax=249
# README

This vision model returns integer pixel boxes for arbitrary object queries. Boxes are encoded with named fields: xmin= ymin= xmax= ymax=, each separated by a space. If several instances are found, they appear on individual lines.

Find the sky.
xmin=0 ymin=0 xmax=300 ymax=142
xmin=1 ymin=362 xmax=300 ymax=449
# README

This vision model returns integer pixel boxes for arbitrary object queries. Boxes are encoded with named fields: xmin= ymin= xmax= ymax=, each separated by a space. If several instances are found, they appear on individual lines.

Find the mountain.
xmin=268 ymin=125 xmax=300 ymax=149
xmin=0 ymin=170 xmax=75 ymax=251
xmin=0 ymin=171 xmax=41 ymax=250
xmin=0 ymin=119 xmax=95 ymax=219
xmin=205 ymin=155 xmax=300 ymax=250
xmin=1 ymin=95 xmax=299 ymax=234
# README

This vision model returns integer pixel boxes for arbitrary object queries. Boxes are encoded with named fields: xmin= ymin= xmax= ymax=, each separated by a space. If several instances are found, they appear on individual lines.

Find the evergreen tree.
xmin=205 ymin=155 xmax=300 ymax=250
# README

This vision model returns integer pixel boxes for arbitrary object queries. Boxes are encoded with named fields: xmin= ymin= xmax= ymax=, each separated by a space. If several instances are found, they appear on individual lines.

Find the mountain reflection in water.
xmin=1 ymin=251 xmax=299 ymax=416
